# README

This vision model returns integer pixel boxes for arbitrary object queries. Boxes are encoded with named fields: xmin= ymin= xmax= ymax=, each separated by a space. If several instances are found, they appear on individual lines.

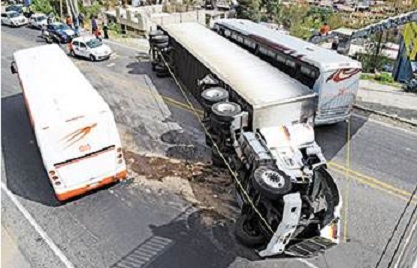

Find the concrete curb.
xmin=354 ymin=104 xmax=417 ymax=127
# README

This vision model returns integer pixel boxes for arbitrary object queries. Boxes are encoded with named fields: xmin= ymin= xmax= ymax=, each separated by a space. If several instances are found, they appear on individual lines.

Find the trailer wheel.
xmin=253 ymin=167 xmax=292 ymax=199
xmin=201 ymin=87 xmax=229 ymax=108
xmin=155 ymin=63 xmax=168 ymax=72
xmin=211 ymin=102 xmax=241 ymax=122
xmin=151 ymin=60 xmax=160 ymax=71
xmin=156 ymin=71 xmax=170 ymax=78
xmin=235 ymin=213 xmax=267 ymax=246
xmin=149 ymin=30 xmax=164 ymax=39
xmin=151 ymin=35 xmax=169 ymax=44
xmin=153 ymin=42 xmax=169 ymax=50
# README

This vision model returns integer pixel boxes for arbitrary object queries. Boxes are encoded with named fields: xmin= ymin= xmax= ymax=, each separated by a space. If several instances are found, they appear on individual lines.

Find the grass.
xmin=360 ymin=72 xmax=403 ymax=89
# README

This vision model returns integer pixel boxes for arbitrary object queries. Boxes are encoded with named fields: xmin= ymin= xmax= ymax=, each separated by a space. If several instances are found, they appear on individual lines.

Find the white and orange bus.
xmin=11 ymin=44 xmax=127 ymax=202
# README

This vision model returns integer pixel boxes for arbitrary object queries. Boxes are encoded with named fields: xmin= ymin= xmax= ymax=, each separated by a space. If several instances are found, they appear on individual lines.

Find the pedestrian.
xmin=94 ymin=26 xmax=102 ymax=41
xmin=78 ymin=13 xmax=84 ymax=28
xmin=331 ymin=36 xmax=339 ymax=50
xmin=73 ymin=16 xmax=79 ymax=35
xmin=66 ymin=14 xmax=73 ymax=29
xmin=320 ymin=22 xmax=330 ymax=36
xmin=103 ymin=23 xmax=109 ymax=39
xmin=47 ymin=13 xmax=53 ymax=25
xmin=91 ymin=16 xmax=98 ymax=35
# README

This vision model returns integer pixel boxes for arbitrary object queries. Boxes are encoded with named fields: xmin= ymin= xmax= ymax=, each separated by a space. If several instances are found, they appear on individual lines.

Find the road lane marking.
xmin=1 ymin=181 xmax=75 ymax=268
xmin=329 ymin=167 xmax=416 ymax=203
xmin=329 ymin=162 xmax=414 ymax=199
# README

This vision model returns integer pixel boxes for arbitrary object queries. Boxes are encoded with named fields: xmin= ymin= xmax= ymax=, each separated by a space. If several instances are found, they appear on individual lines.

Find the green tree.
xmin=236 ymin=0 xmax=261 ymax=21
xmin=32 ymin=0 xmax=55 ymax=14
xmin=327 ymin=13 xmax=344 ymax=30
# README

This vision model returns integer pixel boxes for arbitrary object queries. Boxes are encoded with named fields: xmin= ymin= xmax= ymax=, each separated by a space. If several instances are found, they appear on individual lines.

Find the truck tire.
xmin=211 ymin=102 xmax=241 ymax=122
xmin=151 ymin=60 xmax=160 ymax=71
xmin=155 ymin=63 xmax=168 ymax=73
xmin=201 ymin=87 xmax=229 ymax=109
xmin=149 ymin=30 xmax=164 ymax=37
xmin=211 ymin=149 xmax=226 ymax=168
xmin=156 ymin=71 xmax=170 ymax=78
xmin=252 ymin=167 xmax=292 ymax=199
xmin=151 ymin=35 xmax=169 ymax=44
xmin=235 ymin=213 xmax=267 ymax=246
xmin=153 ymin=42 xmax=169 ymax=50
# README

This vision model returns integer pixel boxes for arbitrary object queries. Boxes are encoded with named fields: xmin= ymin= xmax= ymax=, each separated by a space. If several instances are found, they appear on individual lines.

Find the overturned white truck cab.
xmin=152 ymin=23 xmax=342 ymax=257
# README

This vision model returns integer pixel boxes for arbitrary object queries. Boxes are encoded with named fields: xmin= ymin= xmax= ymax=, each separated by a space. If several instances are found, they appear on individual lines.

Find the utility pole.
xmin=60 ymin=0 xmax=63 ymax=19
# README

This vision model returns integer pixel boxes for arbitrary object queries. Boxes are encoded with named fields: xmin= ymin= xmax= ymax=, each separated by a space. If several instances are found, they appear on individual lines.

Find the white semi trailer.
xmin=150 ymin=23 xmax=342 ymax=258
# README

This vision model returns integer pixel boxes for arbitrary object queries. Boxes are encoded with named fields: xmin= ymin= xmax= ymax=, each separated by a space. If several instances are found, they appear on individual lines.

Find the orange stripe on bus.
xmin=56 ymin=170 xmax=128 ymax=201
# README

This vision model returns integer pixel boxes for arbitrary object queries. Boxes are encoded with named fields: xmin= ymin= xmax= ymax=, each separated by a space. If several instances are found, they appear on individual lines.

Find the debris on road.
xmin=124 ymin=150 xmax=236 ymax=217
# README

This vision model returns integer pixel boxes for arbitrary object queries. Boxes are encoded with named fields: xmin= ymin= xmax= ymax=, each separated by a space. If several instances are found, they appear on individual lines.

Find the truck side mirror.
xmin=10 ymin=61 xmax=17 ymax=74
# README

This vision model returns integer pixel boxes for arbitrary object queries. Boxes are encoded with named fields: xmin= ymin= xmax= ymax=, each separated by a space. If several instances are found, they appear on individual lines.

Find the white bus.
xmin=213 ymin=19 xmax=362 ymax=125
xmin=11 ymin=44 xmax=127 ymax=201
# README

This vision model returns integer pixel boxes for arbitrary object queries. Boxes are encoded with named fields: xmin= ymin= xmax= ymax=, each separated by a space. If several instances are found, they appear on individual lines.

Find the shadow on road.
xmin=1 ymin=94 xmax=60 ymax=207
xmin=111 ymin=209 xmax=259 ymax=268
xmin=315 ymin=114 xmax=369 ymax=160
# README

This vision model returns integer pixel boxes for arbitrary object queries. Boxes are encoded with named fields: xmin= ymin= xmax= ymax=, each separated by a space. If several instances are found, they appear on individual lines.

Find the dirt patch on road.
xmin=124 ymin=151 xmax=237 ymax=217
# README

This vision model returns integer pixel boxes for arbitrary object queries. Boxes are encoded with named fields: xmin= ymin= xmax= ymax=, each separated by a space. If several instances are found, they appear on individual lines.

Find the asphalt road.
xmin=2 ymin=25 xmax=417 ymax=268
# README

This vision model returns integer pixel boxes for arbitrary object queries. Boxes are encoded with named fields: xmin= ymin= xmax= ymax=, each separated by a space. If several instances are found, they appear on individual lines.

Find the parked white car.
xmin=69 ymin=36 xmax=113 ymax=61
xmin=29 ymin=13 xmax=47 ymax=29
xmin=1 ymin=11 xmax=28 ymax=27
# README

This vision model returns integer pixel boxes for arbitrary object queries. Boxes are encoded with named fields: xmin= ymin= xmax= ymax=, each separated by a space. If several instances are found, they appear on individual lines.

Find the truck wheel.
xmin=235 ymin=213 xmax=267 ymax=246
xmin=252 ymin=167 xmax=292 ymax=199
xmin=211 ymin=102 xmax=241 ymax=122
xmin=211 ymin=149 xmax=226 ymax=168
xmin=201 ymin=87 xmax=229 ymax=109
xmin=155 ymin=63 xmax=168 ymax=73
xmin=151 ymin=60 xmax=160 ymax=71
xmin=149 ymin=30 xmax=164 ymax=39
xmin=154 ymin=42 xmax=169 ymax=50
xmin=151 ymin=35 xmax=169 ymax=44
xmin=156 ymin=71 xmax=170 ymax=78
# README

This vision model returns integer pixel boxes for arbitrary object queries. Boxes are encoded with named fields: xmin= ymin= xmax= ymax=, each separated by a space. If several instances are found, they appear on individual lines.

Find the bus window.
xmin=224 ymin=29 xmax=231 ymax=37
xmin=237 ymin=35 xmax=243 ymax=43
xmin=259 ymin=46 xmax=268 ymax=55
xmin=276 ymin=53 xmax=286 ymax=64
xmin=267 ymin=50 xmax=276 ymax=58
xmin=285 ymin=59 xmax=296 ymax=68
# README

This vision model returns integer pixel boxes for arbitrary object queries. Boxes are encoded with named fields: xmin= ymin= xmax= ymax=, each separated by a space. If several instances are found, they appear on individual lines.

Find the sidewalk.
xmin=356 ymin=80 xmax=417 ymax=125
xmin=1 ymin=225 xmax=31 ymax=268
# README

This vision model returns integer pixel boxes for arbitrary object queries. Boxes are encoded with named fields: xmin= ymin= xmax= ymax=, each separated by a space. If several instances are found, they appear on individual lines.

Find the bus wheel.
xmin=211 ymin=102 xmax=241 ymax=122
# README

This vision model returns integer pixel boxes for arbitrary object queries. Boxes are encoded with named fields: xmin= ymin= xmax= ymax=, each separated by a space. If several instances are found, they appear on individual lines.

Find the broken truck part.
xmin=152 ymin=23 xmax=342 ymax=258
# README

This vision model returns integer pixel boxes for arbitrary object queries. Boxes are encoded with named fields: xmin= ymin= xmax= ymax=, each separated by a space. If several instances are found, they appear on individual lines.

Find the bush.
xmin=375 ymin=73 xmax=394 ymax=83
xmin=31 ymin=0 xmax=54 ymax=14
xmin=79 ymin=3 xmax=101 ymax=20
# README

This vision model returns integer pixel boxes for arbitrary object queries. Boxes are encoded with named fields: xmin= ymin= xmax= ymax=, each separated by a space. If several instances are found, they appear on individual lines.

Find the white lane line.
xmin=297 ymin=258 xmax=321 ymax=268
xmin=1 ymin=181 xmax=75 ymax=268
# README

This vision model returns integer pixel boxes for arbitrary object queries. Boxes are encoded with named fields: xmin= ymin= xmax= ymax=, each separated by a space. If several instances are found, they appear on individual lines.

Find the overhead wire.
xmin=374 ymin=183 xmax=417 ymax=268
xmin=387 ymin=199 xmax=417 ymax=267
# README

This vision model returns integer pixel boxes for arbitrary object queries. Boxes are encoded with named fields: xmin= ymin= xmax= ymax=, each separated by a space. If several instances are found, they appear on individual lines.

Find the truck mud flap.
xmin=285 ymin=237 xmax=336 ymax=258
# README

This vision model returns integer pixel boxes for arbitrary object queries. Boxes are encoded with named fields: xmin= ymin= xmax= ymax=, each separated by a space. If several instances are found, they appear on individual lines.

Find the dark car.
xmin=5 ymin=4 xmax=23 ymax=13
xmin=46 ymin=22 xmax=77 ymax=44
